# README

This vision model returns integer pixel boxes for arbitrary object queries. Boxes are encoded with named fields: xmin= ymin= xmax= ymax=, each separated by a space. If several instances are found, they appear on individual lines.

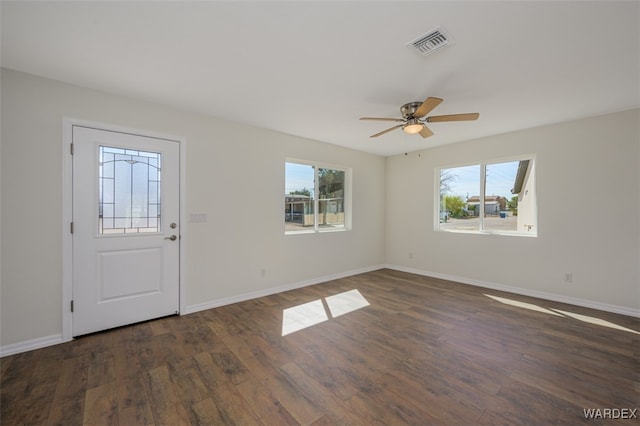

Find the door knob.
xmin=164 ymin=235 xmax=177 ymax=241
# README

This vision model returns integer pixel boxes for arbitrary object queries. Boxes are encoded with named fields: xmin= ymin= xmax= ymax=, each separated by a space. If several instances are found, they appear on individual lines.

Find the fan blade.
xmin=360 ymin=117 xmax=405 ymax=122
xmin=414 ymin=97 xmax=443 ymax=118
xmin=370 ymin=124 xmax=403 ymax=138
xmin=419 ymin=125 xmax=434 ymax=138
xmin=426 ymin=113 xmax=480 ymax=122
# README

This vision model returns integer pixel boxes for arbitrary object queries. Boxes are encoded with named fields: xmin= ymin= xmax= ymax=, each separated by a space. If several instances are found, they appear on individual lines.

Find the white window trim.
xmin=285 ymin=158 xmax=352 ymax=235
xmin=435 ymin=155 xmax=537 ymax=237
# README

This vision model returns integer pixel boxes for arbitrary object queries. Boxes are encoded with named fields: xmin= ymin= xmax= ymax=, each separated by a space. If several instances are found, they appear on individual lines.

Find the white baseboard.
xmin=384 ymin=264 xmax=640 ymax=318
xmin=0 ymin=334 xmax=64 ymax=358
xmin=184 ymin=264 xmax=386 ymax=315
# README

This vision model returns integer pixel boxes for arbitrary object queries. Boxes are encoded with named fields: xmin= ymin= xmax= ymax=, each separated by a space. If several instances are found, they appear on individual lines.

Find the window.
xmin=285 ymin=161 xmax=349 ymax=233
xmin=99 ymin=146 xmax=161 ymax=234
xmin=437 ymin=158 xmax=536 ymax=236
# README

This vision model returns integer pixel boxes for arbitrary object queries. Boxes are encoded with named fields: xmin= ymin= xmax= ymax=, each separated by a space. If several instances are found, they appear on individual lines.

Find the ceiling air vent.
xmin=407 ymin=26 xmax=454 ymax=56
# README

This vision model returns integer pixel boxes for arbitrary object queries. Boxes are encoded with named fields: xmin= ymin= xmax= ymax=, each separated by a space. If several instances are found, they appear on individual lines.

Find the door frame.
xmin=62 ymin=118 xmax=187 ymax=342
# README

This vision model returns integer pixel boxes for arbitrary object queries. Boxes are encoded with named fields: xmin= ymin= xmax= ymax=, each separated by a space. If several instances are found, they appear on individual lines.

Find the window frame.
xmin=435 ymin=155 xmax=537 ymax=237
xmin=98 ymin=145 xmax=163 ymax=236
xmin=285 ymin=159 xmax=352 ymax=235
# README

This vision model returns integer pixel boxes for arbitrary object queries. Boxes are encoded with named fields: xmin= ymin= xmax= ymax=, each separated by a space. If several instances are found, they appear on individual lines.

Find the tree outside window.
xmin=285 ymin=161 xmax=349 ymax=233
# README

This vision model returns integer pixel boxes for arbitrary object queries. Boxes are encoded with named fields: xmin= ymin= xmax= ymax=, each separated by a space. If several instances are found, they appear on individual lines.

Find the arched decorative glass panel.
xmin=98 ymin=146 xmax=161 ymax=235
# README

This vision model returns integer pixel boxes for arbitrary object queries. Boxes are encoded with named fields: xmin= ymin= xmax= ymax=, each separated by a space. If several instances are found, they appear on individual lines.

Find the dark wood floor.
xmin=2 ymin=269 xmax=639 ymax=425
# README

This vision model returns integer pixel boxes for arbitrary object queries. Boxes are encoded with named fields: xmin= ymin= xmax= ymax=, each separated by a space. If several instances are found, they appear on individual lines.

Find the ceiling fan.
xmin=360 ymin=97 xmax=479 ymax=138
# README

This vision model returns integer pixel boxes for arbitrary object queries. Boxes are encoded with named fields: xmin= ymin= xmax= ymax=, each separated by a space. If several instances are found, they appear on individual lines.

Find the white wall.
xmin=386 ymin=109 xmax=639 ymax=313
xmin=0 ymin=69 xmax=386 ymax=348
xmin=516 ymin=161 xmax=536 ymax=234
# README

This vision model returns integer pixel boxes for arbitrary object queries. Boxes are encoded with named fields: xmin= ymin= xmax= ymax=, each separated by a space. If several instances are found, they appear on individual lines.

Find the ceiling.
xmin=2 ymin=1 xmax=638 ymax=156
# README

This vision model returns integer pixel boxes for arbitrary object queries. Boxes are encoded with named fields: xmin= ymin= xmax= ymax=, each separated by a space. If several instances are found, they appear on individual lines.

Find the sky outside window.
xmin=285 ymin=162 xmax=314 ymax=197
xmin=442 ymin=161 xmax=519 ymax=199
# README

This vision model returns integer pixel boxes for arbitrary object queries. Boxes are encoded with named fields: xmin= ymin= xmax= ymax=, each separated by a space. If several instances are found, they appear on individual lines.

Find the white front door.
xmin=72 ymin=126 xmax=180 ymax=336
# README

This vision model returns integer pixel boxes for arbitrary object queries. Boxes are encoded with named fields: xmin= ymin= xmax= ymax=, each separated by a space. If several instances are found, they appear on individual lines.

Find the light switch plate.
xmin=189 ymin=212 xmax=208 ymax=223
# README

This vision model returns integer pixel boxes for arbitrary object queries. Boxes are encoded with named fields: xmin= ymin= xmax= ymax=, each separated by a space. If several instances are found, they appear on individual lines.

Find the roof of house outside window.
xmin=511 ymin=160 xmax=530 ymax=194
xmin=466 ymin=195 xmax=505 ymax=204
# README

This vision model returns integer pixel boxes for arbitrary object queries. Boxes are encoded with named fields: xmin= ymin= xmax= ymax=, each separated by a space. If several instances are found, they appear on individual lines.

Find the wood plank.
xmin=87 ymin=352 xmax=116 ymax=389
xmin=0 ymin=350 xmax=64 ymax=424
xmin=192 ymin=351 xmax=262 ymax=425
xmin=373 ymin=371 xmax=474 ymax=424
xmin=83 ymin=383 xmax=118 ymax=425
xmin=168 ymin=358 xmax=211 ymax=407
xmin=277 ymin=361 xmax=366 ymax=425
xmin=118 ymin=404 xmax=155 ymax=426
xmin=219 ymin=332 xmax=284 ymax=382
xmin=2 ymin=380 xmax=58 ymax=425
xmin=236 ymin=377 xmax=299 ymax=425
xmin=144 ymin=365 xmax=188 ymax=425
xmin=282 ymin=338 xmax=361 ymax=400
xmin=149 ymin=317 xmax=173 ymax=336
xmin=260 ymin=371 xmax=324 ymax=425
xmin=209 ymin=344 xmax=254 ymax=386
xmin=189 ymin=397 xmax=227 ymax=425
xmin=113 ymin=348 xmax=154 ymax=424
xmin=483 ymin=379 xmax=586 ymax=425
xmin=0 ymin=354 xmax=13 ymax=378
xmin=46 ymin=355 xmax=89 ymax=425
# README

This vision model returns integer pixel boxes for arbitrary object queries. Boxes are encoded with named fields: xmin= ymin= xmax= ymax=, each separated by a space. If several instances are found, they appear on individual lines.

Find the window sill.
xmin=436 ymin=228 xmax=537 ymax=238
xmin=285 ymin=227 xmax=347 ymax=236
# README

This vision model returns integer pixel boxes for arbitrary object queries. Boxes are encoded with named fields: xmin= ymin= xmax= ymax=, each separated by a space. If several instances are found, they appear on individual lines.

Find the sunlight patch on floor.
xmin=282 ymin=289 xmax=370 ymax=336
xmin=485 ymin=294 xmax=639 ymax=334
xmin=282 ymin=299 xmax=328 ymax=336
xmin=551 ymin=309 xmax=640 ymax=335
xmin=484 ymin=294 xmax=564 ymax=316
xmin=325 ymin=289 xmax=370 ymax=318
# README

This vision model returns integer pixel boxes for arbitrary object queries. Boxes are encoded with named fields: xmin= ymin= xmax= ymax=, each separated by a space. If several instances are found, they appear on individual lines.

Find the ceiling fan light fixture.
xmin=360 ymin=96 xmax=479 ymax=139
xmin=403 ymin=120 xmax=423 ymax=135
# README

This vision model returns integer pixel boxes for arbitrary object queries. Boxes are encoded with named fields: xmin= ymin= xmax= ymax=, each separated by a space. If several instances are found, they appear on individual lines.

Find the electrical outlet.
xmin=563 ymin=272 xmax=573 ymax=283
xmin=409 ymin=252 xmax=414 ymax=259
xmin=260 ymin=268 xmax=266 ymax=277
